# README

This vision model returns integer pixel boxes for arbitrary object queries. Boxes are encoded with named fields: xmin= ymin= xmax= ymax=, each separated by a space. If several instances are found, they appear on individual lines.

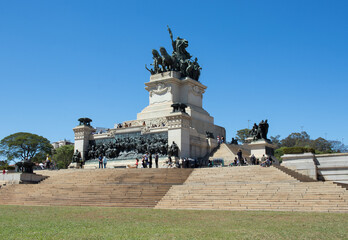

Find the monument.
xmin=73 ymin=27 xmax=226 ymax=168
xmin=246 ymin=119 xmax=276 ymax=159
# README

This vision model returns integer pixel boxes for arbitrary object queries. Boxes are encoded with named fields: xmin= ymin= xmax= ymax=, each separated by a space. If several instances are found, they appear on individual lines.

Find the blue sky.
xmin=0 ymin=0 xmax=347 ymax=144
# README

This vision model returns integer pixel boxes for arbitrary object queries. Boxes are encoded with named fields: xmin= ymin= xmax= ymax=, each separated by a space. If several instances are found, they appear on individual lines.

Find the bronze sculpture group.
xmin=146 ymin=26 xmax=202 ymax=81
xmin=249 ymin=120 xmax=269 ymax=141
xmin=78 ymin=118 xmax=92 ymax=126
xmin=86 ymin=135 xmax=170 ymax=160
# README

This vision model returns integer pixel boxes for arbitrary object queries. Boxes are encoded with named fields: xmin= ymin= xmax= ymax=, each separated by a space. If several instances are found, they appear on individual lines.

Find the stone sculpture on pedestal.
xmin=145 ymin=26 xmax=202 ymax=81
xmin=249 ymin=120 xmax=269 ymax=141
xmin=74 ymin=27 xmax=226 ymax=168
xmin=78 ymin=118 xmax=92 ymax=126
xmin=72 ymin=150 xmax=82 ymax=163
xmin=168 ymin=141 xmax=179 ymax=157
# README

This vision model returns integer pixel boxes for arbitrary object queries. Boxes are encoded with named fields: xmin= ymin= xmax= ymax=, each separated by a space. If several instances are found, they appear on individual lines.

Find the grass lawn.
xmin=0 ymin=205 xmax=347 ymax=240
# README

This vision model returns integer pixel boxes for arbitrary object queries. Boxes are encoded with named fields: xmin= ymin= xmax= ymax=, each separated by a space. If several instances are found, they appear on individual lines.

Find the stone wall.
xmin=281 ymin=152 xmax=348 ymax=184
xmin=316 ymin=153 xmax=348 ymax=184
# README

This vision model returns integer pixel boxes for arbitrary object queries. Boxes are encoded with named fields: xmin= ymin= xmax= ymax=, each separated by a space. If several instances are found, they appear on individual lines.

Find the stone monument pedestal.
xmin=248 ymin=139 xmax=275 ymax=159
xmin=68 ymin=162 xmax=81 ymax=169
xmin=73 ymin=72 xmax=225 ymax=167
xmin=73 ymin=125 xmax=95 ymax=162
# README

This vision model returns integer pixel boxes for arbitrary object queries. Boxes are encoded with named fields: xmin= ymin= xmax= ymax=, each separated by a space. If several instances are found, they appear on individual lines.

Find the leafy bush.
xmin=274 ymin=148 xmax=284 ymax=162
xmin=0 ymin=166 xmax=15 ymax=170
xmin=283 ymin=147 xmax=315 ymax=154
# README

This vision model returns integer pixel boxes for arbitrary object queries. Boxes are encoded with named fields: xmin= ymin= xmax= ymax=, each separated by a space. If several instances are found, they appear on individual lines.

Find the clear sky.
xmin=0 ymin=0 xmax=347 ymax=144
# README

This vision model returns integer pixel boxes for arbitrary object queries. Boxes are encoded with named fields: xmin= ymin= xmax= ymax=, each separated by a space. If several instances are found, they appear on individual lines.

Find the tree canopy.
xmin=235 ymin=128 xmax=250 ymax=143
xmin=0 ymin=132 xmax=52 ymax=162
xmin=280 ymin=131 xmax=311 ymax=148
xmin=53 ymin=145 xmax=74 ymax=169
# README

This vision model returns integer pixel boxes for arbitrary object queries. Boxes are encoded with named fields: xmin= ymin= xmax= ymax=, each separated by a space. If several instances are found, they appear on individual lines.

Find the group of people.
xmin=38 ymin=154 xmax=54 ymax=170
xmin=165 ymin=156 xmax=192 ymax=168
xmin=230 ymin=153 xmax=273 ymax=167
xmin=129 ymin=154 xmax=193 ymax=169
xmin=98 ymin=155 xmax=108 ymax=169
xmin=217 ymin=136 xmax=225 ymax=144
xmin=135 ymin=152 xmax=159 ymax=168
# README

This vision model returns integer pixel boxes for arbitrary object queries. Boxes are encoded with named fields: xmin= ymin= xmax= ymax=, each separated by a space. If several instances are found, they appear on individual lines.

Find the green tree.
xmin=270 ymin=135 xmax=281 ymax=148
xmin=235 ymin=128 xmax=250 ymax=143
xmin=280 ymin=131 xmax=311 ymax=148
xmin=53 ymin=145 xmax=74 ymax=169
xmin=0 ymin=132 xmax=52 ymax=162
xmin=310 ymin=137 xmax=332 ymax=153
xmin=329 ymin=140 xmax=348 ymax=153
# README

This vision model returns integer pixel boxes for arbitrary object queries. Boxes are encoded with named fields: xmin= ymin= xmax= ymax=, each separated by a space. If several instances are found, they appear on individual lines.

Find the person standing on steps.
xmin=144 ymin=153 xmax=149 ymax=168
xmin=237 ymin=149 xmax=243 ymax=166
xmin=46 ymin=154 xmax=51 ymax=169
xmin=155 ymin=153 xmax=159 ymax=168
xmin=250 ymin=154 xmax=256 ymax=165
xmin=149 ymin=153 xmax=153 ymax=168
xmin=98 ymin=155 xmax=103 ymax=169
xmin=142 ymin=156 xmax=147 ymax=168
xmin=103 ymin=155 xmax=107 ymax=169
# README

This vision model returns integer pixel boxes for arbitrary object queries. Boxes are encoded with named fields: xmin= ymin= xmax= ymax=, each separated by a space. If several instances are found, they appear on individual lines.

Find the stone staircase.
xmin=155 ymin=166 xmax=348 ymax=212
xmin=0 ymin=168 xmax=193 ymax=208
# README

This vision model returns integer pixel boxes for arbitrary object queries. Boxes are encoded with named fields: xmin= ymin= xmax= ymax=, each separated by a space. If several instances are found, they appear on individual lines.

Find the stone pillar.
xmin=166 ymin=112 xmax=191 ymax=158
xmin=73 ymin=125 xmax=95 ymax=161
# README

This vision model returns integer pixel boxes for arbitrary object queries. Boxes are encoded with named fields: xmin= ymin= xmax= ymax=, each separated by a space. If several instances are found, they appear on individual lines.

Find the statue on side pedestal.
xmin=72 ymin=150 xmax=82 ymax=163
xmin=249 ymin=119 xmax=269 ymax=141
xmin=78 ymin=118 xmax=92 ymax=126
xmin=168 ymin=141 xmax=179 ymax=157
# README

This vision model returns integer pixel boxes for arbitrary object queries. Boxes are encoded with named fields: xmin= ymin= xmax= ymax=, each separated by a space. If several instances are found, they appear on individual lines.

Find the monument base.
xmin=0 ymin=173 xmax=48 ymax=185
xmin=68 ymin=162 xmax=82 ymax=169
xmin=248 ymin=139 xmax=276 ymax=160
xmin=84 ymin=157 xmax=169 ymax=169
xmin=73 ymin=71 xmax=226 ymax=163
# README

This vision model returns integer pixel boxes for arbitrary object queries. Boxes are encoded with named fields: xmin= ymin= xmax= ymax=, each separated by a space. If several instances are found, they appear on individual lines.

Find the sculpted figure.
xmin=160 ymin=47 xmax=174 ymax=71
xmin=171 ymin=103 xmax=180 ymax=112
xmin=231 ymin=138 xmax=238 ymax=145
xmin=168 ymin=141 xmax=179 ymax=157
xmin=78 ymin=118 xmax=92 ymax=126
xmin=151 ymin=49 xmax=162 ymax=74
xmin=145 ymin=64 xmax=154 ymax=74
xmin=72 ymin=150 xmax=82 ymax=163
xmin=259 ymin=119 xmax=269 ymax=139
xmin=206 ymin=131 xmax=214 ymax=139
xmin=250 ymin=120 xmax=270 ymax=141
xmin=179 ymin=103 xmax=187 ymax=113
xmin=186 ymin=61 xmax=194 ymax=79
xmin=146 ymin=26 xmax=203 ymax=81
xmin=192 ymin=58 xmax=202 ymax=80
xmin=249 ymin=123 xmax=258 ymax=138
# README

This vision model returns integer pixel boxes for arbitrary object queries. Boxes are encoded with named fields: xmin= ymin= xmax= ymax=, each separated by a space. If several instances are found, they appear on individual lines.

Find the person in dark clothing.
xmin=149 ymin=153 xmax=153 ymax=168
xmin=250 ymin=154 xmax=256 ymax=165
xmin=185 ymin=158 xmax=190 ymax=168
xmin=155 ymin=153 xmax=159 ymax=168
xmin=142 ymin=156 xmax=147 ymax=168
xmin=237 ymin=149 xmax=243 ymax=165
xmin=98 ymin=155 xmax=103 ymax=169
